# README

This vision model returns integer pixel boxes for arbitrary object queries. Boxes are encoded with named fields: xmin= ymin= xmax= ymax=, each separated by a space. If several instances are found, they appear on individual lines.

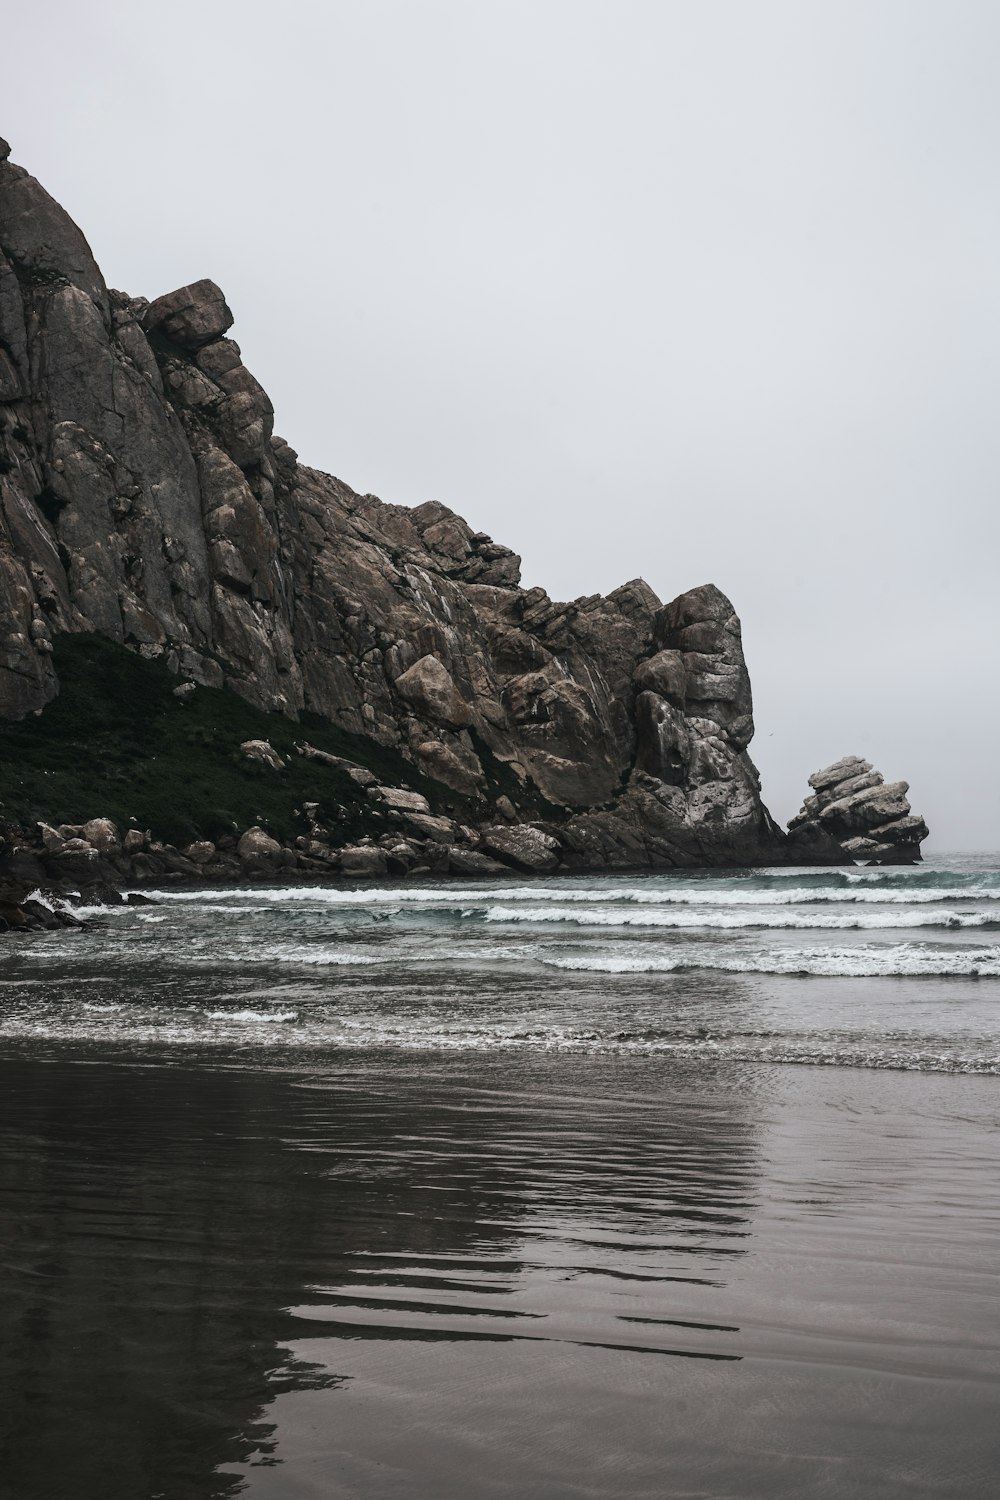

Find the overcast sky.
xmin=7 ymin=0 xmax=999 ymax=847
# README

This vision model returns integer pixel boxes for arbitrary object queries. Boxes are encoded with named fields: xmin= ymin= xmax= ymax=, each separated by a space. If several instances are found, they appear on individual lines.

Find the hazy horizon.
xmin=6 ymin=0 xmax=999 ymax=847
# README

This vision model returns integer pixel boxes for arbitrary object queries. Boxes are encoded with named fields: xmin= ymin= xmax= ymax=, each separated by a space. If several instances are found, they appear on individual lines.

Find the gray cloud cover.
xmin=7 ymin=0 xmax=999 ymax=846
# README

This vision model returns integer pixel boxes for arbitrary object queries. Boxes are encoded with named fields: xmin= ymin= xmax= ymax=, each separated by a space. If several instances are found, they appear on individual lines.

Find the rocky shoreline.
xmin=0 ymin=142 xmax=929 ymax=889
xmin=0 ymin=754 xmax=928 ymax=936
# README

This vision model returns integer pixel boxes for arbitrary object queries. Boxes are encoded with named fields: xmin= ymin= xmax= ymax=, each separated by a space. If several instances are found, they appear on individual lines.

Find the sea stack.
xmin=786 ymin=757 xmax=928 ymax=864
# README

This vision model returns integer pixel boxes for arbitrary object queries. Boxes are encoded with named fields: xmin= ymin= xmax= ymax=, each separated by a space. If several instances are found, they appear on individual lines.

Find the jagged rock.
xmin=788 ymin=758 xmax=927 ymax=864
xmin=20 ymin=897 xmax=66 ymax=930
xmin=0 ymin=143 xmax=835 ymax=874
xmin=240 ymin=738 xmax=285 ymax=771
xmin=38 ymin=822 xmax=65 ymax=853
xmin=370 ymin=786 xmax=431 ymax=814
xmin=479 ymin=824 xmax=561 ymax=873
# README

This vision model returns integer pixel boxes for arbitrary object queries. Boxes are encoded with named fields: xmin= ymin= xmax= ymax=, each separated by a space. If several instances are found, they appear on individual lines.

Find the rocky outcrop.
xmin=787 ymin=757 xmax=928 ymax=864
xmin=0 ymin=140 xmax=813 ymax=870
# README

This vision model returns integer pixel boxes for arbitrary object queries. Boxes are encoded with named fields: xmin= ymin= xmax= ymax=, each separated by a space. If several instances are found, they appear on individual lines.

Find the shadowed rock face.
xmin=0 ymin=141 xmax=794 ymax=867
xmin=787 ymin=757 xmax=928 ymax=864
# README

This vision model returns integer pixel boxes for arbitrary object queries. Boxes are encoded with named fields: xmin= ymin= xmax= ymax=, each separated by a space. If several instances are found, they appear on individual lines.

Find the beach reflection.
xmin=0 ymin=1050 xmax=759 ymax=1499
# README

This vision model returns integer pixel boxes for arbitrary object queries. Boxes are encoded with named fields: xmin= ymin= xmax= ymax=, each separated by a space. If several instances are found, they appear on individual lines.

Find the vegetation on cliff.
xmin=0 ymin=634 xmax=533 ymax=846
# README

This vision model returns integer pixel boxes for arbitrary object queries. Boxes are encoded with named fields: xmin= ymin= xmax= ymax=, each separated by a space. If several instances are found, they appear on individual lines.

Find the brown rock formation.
xmin=0 ymin=140 xmax=801 ymax=869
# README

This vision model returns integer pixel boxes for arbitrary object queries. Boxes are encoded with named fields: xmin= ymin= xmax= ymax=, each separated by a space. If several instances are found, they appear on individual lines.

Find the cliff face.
xmin=0 ymin=139 xmax=788 ymax=868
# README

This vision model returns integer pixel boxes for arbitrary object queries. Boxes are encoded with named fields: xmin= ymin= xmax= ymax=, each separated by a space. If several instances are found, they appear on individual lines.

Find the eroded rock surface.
xmin=0 ymin=140 xmax=807 ymax=870
xmin=787 ymin=758 xmax=928 ymax=864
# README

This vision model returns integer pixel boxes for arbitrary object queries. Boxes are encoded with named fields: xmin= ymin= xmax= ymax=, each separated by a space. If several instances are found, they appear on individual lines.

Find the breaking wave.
xmin=4 ymin=856 xmax=997 ymax=1071
xmin=543 ymin=944 xmax=1000 ymax=978
xmin=477 ymin=905 xmax=996 ymax=931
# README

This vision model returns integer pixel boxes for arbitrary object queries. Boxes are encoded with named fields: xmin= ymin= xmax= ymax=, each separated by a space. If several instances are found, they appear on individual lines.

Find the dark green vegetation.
xmin=0 ymin=635 xmax=507 ymax=846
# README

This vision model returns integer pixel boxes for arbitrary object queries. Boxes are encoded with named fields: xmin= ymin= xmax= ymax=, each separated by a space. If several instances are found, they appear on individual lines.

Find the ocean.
xmin=1 ymin=856 xmax=997 ymax=1497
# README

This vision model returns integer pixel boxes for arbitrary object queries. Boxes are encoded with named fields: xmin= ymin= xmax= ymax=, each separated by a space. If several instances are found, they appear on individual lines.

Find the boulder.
xmin=82 ymin=818 xmax=120 ymax=853
xmin=394 ymin=655 xmax=470 ymax=728
xmin=413 ymin=739 xmax=484 ymax=794
xmin=240 ymin=738 xmax=285 ymax=771
xmin=347 ymin=766 xmax=379 ymax=786
xmin=183 ymin=841 xmax=216 ymax=865
xmin=818 ymin=782 xmax=910 ymax=832
xmin=447 ymin=847 xmax=508 ymax=875
xmin=632 ymin=649 xmax=687 ymax=705
xmin=298 ymin=744 xmax=378 ymax=784
xmin=38 ymin=822 xmax=66 ymax=854
xmin=371 ymin=786 xmax=431 ymax=814
xmin=339 ymin=845 xmax=388 ymax=878
xmin=236 ymin=826 xmax=282 ymax=864
xmin=141 ymin=278 xmax=234 ymax=350
xmin=402 ymin=812 xmax=458 ymax=843
xmin=808 ymin=756 xmax=871 ymax=792
xmin=479 ymin=824 xmax=561 ymax=873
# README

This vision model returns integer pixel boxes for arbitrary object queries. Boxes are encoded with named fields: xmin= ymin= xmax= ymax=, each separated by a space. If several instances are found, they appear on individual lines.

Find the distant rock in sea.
xmin=786 ymin=756 xmax=928 ymax=864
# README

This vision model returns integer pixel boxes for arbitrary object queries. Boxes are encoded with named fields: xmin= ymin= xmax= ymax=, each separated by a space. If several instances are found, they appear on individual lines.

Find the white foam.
xmin=205 ymin=1009 xmax=298 ymax=1022
xmin=479 ymin=905 xmax=995 ymax=931
xmin=542 ymin=944 xmax=1000 ymax=977
xmin=141 ymin=880 xmax=1000 ymax=909
xmin=202 ymin=945 xmax=386 ymax=967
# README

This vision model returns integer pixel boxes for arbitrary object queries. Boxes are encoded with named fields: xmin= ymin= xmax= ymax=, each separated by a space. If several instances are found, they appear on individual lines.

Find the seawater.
xmin=0 ymin=856 xmax=998 ymax=1498
xmin=2 ymin=856 xmax=998 ymax=1068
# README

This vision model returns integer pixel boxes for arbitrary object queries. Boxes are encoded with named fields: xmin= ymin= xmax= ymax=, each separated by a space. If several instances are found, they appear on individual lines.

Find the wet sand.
xmin=1 ymin=1047 xmax=997 ymax=1499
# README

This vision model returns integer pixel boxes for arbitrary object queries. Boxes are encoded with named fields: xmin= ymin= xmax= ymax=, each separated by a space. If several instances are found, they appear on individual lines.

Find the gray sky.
xmin=7 ymin=0 xmax=1000 ymax=848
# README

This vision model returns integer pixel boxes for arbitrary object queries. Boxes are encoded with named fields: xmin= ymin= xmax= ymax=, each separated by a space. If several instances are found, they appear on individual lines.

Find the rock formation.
xmin=786 ymin=756 xmax=928 ymax=864
xmin=0 ymin=137 xmax=839 ymax=873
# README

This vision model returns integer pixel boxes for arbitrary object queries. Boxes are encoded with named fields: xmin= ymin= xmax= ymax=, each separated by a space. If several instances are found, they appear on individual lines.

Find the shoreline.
xmin=1 ymin=810 xmax=858 ymax=935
